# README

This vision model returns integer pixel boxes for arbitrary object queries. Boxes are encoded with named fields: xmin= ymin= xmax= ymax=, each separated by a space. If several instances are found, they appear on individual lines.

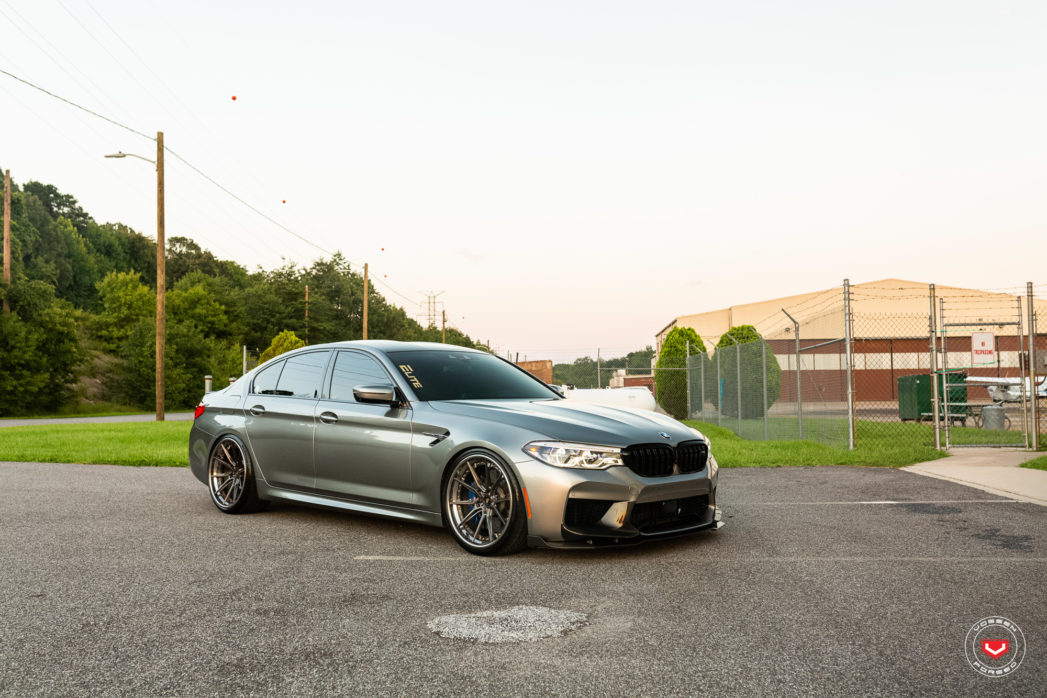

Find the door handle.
xmin=249 ymin=405 xmax=266 ymax=416
xmin=319 ymin=411 xmax=338 ymax=424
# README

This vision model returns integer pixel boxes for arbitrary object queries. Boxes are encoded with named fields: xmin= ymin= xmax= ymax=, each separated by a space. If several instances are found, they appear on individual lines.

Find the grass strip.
xmin=1020 ymin=455 xmax=1047 ymax=471
xmin=0 ymin=418 xmax=950 ymax=470
xmin=685 ymin=421 xmax=947 ymax=468
xmin=0 ymin=422 xmax=192 ymax=467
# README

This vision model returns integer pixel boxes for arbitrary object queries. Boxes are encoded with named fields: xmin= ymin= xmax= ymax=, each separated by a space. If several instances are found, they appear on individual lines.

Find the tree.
xmin=655 ymin=327 xmax=707 ymax=419
xmin=93 ymin=271 xmax=154 ymax=351
xmin=714 ymin=325 xmax=781 ymax=419
xmin=0 ymin=280 xmax=82 ymax=415
xmin=259 ymin=330 xmax=306 ymax=363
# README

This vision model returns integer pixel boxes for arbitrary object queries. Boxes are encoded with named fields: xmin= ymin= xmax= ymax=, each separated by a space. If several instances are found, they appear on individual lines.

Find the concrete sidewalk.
xmin=904 ymin=448 xmax=1047 ymax=506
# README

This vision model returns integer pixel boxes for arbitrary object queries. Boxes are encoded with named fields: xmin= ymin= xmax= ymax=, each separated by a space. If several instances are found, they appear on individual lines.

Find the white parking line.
xmin=353 ymin=554 xmax=1046 ymax=562
xmin=743 ymin=499 xmax=1018 ymax=505
xmin=353 ymin=555 xmax=504 ymax=561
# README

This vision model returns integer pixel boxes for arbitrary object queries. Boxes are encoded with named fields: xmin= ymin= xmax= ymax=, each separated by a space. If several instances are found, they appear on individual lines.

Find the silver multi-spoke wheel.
xmin=445 ymin=453 xmax=518 ymax=552
xmin=208 ymin=436 xmax=251 ymax=511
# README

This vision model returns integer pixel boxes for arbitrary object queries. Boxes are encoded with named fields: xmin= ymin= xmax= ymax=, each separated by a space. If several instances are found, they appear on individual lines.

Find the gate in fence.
xmin=932 ymin=285 xmax=1038 ymax=448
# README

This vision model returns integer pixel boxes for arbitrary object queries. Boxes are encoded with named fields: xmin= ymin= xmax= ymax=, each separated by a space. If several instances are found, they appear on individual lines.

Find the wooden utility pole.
xmin=441 ymin=309 xmax=446 ymax=343
xmin=362 ymin=263 xmax=369 ymax=339
xmin=155 ymin=133 xmax=165 ymax=421
xmin=304 ymin=284 xmax=309 ymax=343
xmin=3 ymin=169 xmax=10 ymax=313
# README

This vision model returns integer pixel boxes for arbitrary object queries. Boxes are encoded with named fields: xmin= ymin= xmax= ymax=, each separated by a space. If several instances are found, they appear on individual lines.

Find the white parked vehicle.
xmin=561 ymin=386 xmax=658 ymax=412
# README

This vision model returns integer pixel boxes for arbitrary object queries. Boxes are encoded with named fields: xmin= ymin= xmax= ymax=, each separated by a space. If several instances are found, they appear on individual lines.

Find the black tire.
xmin=207 ymin=434 xmax=265 ymax=514
xmin=443 ymin=449 xmax=528 ymax=556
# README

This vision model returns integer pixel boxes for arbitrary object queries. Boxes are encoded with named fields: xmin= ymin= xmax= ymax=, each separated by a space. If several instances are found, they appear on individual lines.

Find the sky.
xmin=1 ymin=0 xmax=1045 ymax=362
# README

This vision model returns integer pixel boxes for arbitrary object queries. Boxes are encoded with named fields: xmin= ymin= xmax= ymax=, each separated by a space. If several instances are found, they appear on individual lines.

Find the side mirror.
xmin=547 ymin=383 xmax=565 ymax=398
xmin=353 ymin=384 xmax=397 ymax=405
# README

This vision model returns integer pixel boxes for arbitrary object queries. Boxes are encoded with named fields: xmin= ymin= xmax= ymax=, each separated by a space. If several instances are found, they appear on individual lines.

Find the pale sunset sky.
xmin=2 ymin=0 xmax=1045 ymax=361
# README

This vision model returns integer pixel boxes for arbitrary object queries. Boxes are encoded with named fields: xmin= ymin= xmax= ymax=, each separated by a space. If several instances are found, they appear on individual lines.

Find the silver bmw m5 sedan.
xmin=189 ymin=341 xmax=722 ymax=555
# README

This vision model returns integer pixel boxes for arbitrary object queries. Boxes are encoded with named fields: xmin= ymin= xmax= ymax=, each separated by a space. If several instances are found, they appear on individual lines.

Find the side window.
xmin=329 ymin=351 xmax=392 ymax=402
xmin=275 ymin=351 xmax=329 ymax=399
xmin=251 ymin=360 xmax=284 ymax=395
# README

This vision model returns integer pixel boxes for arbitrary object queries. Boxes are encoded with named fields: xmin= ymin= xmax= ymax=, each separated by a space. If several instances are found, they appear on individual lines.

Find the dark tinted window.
xmin=388 ymin=350 xmax=557 ymax=401
xmin=329 ymin=351 xmax=391 ymax=402
xmin=251 ymin=360 xmax=283 ymax=394
xmin=275 ymin=351 xmax=329 ymax=398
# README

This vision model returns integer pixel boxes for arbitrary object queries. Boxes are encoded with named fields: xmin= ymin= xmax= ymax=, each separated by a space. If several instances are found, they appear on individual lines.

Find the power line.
xmin=0 ymin=67 xmax=152 ymax=140
xmin=0 ymin=0 xmax=127 ymax=121
xmin=160 ymin=146 xmax=334 ymax=257
xmin=0 ymin=66 xmax=429 ymax=308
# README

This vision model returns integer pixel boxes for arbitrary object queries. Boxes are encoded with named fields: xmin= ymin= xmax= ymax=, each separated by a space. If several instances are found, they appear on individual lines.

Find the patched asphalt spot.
xmin=972 ymin=528 xmax=1034 ymax=552
xmin=428 ymin=605 xmax=588 ymax=644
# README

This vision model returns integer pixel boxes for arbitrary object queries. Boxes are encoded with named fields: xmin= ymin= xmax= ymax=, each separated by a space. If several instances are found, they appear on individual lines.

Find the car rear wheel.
xmin=444 ymin=450 xmax=527 ymax=556
xmin=208 ymin=435 xmax=264 ymax=514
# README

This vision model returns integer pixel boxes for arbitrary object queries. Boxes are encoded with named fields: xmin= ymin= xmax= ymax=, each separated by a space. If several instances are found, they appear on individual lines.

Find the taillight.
xmin=194 ymin=404 xmax=206 ymax=419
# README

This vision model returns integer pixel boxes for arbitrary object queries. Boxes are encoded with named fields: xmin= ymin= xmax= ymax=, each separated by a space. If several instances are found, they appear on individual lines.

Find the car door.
xmin=313 ymin=349 xmax=414 ymax=506
xmin=243 ymin=350 xmax=330 ymax=490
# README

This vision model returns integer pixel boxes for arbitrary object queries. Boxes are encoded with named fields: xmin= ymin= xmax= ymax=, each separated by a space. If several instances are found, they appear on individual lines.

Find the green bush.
xmin=259 ymin=330 xmax=306 ymax=364
xmin=655 ymin=327 xmax=707 ymax=419
xmin=714 ymin=325 xmax=781 ymax=418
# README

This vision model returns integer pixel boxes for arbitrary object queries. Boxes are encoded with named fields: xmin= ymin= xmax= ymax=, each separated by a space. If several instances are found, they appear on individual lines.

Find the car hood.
xmin=427 ymin=398 xmax=702 ymax=447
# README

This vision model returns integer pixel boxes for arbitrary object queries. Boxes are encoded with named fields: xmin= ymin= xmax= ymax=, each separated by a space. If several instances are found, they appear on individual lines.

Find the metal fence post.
xmin=686 ymin=341 xmax=692 ymax=420
xmin=596 ymin=348 xmax=601 ymax=389
xmin=736 ymin=341 xmax=743 ymax=436
xmin=1029 ymin=282 xmax=1040 ymax=450
xmin=716 ymin=349 xmax=722 ymax=427
xmin=844 ymin=278 xmax=855 ymax=450
xmin=782 ymin=309 xmax=802 ymax=439
xmin=700 ymin=352 xmax=705 ymax=422
xmin=928 ymin=284 xmax=941 ymax=450
xmin=941 ymin=297 xmax=951 ymax=449
xmin=762 ymin=339 xmax=769 ymax=440
xmin=1018 ymin=296 xmax=1029 ymax=449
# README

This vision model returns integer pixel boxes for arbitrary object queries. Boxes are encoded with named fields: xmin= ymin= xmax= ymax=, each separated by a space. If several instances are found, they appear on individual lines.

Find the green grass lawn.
xmin=0 ymin=410 xmax=154 ymax=421
xmin=1020 ymin=455 xmax=1047 ymax=471
xmin=0 ymin=418 xmax=951 ymax=469
xmin=685 ymin=420 xmax=947 ymax=468
xmin=0 ymin=422 xmax=192 ymax=467
xmin=696 ymin=414 xmax=1024 ymax=448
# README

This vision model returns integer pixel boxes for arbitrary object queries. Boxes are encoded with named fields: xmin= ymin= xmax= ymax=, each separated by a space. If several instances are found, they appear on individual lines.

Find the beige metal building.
xmin=657 ymin=279 xmax=1046 ymax=404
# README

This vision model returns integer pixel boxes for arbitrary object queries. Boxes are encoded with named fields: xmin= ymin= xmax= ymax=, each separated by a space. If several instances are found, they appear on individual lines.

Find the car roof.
xmin=295 ymin=340 xmax=485 ymax=357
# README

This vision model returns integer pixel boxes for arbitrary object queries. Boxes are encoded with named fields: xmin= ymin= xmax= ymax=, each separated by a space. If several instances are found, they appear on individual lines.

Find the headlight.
xmin=523 ymin=441 xmax=623 ymax=469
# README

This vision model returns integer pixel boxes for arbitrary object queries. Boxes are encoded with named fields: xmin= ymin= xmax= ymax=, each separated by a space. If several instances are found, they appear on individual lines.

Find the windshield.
xmin=388 ymin=350 xmax=558 ymax=401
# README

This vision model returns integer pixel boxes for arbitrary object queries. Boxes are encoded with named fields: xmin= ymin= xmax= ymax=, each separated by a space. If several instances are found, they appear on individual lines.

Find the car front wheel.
xmin=443 ymin=450 xmax=527 ymax=556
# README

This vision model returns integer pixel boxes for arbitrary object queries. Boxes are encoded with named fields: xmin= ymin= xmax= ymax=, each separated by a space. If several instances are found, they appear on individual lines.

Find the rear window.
xmin=251 ymin=360 xmax=283 ymax=395
xmin=275 ymin=351 xmax=329 ymax=398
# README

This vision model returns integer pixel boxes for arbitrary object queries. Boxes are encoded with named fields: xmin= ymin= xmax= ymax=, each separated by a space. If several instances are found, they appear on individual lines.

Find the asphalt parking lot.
xmin=1 ymin=462 xmax=1043 ymax=696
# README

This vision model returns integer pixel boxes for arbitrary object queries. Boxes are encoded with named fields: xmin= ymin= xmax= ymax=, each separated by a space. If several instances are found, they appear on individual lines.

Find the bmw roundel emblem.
xmin=658 ymin=432 xmax=671 ymax=439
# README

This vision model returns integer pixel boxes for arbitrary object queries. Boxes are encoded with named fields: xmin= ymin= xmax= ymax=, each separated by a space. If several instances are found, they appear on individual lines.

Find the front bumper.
xmin=513 ymin=456 xmax=722 ymax=549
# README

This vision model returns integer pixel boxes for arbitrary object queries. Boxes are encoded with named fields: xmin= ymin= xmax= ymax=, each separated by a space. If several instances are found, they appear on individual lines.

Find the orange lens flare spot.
xmin=522 ymin=487 xmax=532 ymax=519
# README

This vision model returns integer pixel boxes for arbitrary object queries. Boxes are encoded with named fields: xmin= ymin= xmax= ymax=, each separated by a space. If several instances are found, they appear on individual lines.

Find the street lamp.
xmin=105 ymin=131 xmax=165 ymax=421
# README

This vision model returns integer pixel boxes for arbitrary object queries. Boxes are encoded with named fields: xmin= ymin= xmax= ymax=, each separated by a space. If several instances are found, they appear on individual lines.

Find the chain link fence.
xmin=542 ymin=281 xmax=1044 ymax=453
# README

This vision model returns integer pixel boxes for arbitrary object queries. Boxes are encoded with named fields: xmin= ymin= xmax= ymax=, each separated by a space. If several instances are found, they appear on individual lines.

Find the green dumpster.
xmin=897 ymin=372 xmax=968 ymax=422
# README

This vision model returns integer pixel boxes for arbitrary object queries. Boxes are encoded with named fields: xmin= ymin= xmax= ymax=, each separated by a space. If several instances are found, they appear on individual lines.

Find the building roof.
xmin=659 ymin=278 xmax=1047 ymax=345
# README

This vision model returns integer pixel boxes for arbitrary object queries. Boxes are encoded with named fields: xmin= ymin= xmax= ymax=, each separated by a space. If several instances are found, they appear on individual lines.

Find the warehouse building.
xmin=656 ymin=279 xmax=1046 ymax=406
